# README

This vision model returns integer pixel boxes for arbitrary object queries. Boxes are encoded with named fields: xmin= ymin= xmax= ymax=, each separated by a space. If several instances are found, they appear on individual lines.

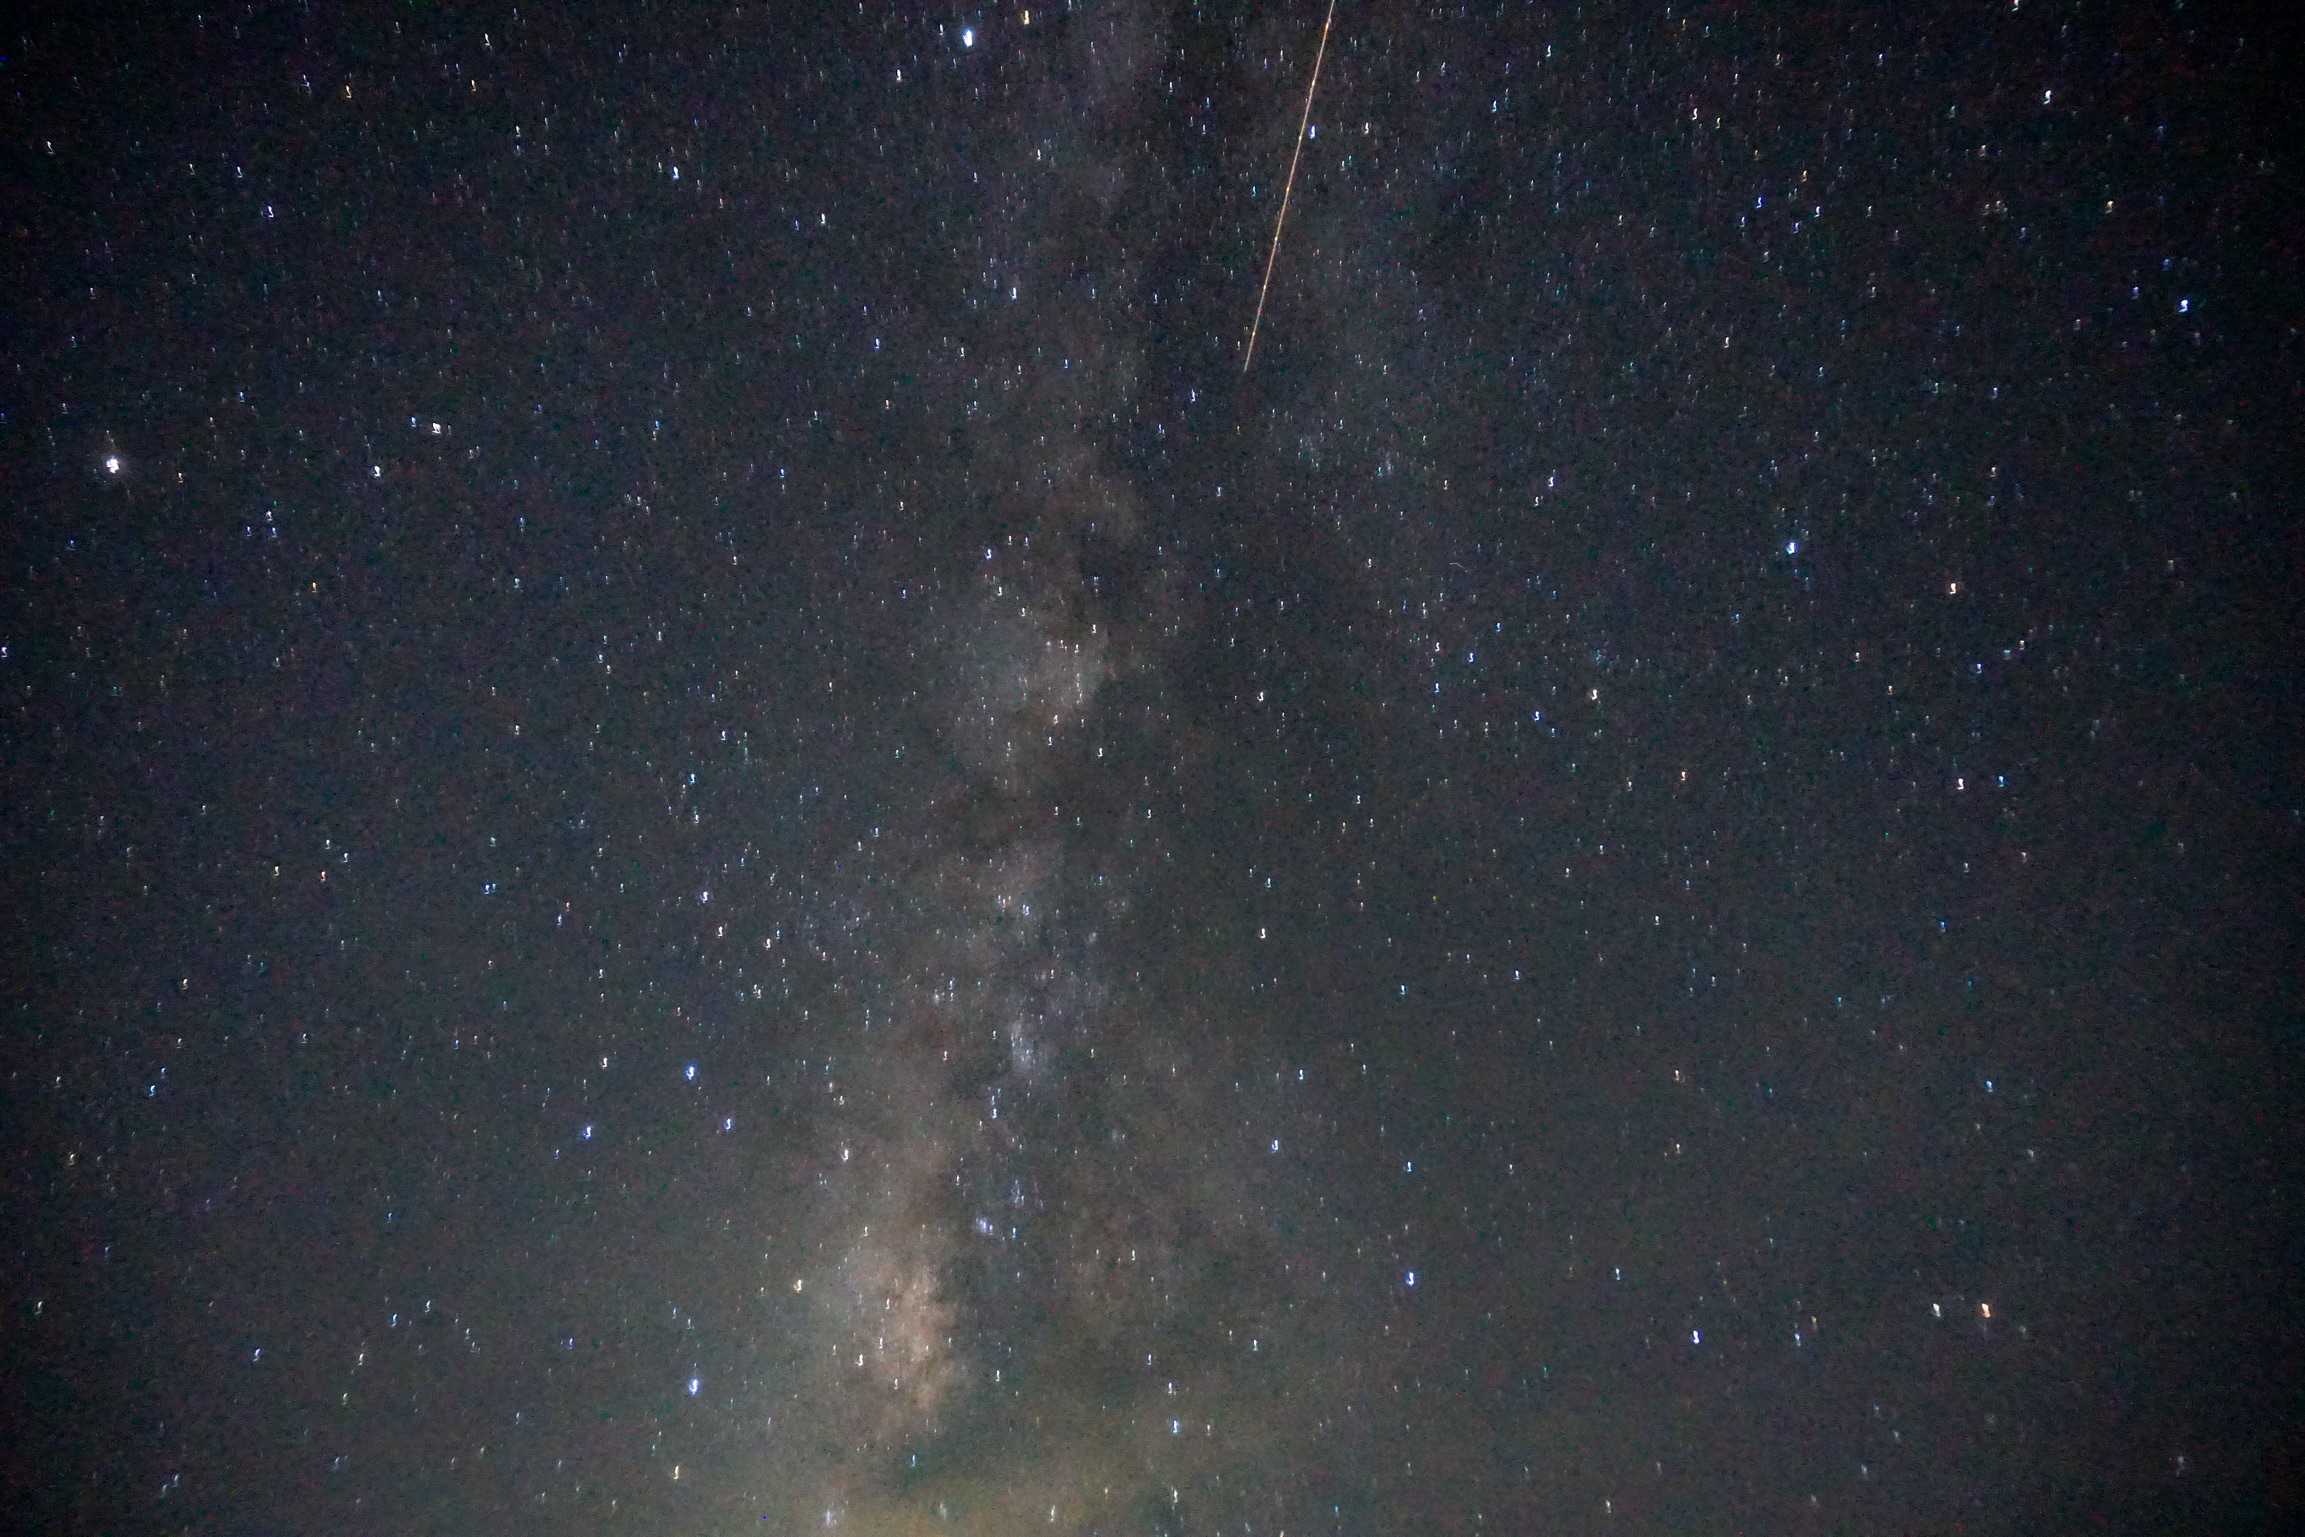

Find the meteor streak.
xmin=1243 ymin=0 xmax=1339 ymax=373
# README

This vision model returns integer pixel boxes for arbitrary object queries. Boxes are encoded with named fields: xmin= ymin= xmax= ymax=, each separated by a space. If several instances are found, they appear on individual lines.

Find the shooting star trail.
xmin=1243 ymin=0 xmax=1339 ymax=373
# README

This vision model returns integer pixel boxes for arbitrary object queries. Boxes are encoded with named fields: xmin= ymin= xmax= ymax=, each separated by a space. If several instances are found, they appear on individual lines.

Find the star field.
xmin=4 ymin=2 xmax=2298 ymax=1534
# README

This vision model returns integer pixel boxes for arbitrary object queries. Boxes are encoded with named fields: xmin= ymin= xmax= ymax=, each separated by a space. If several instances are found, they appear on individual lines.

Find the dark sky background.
xmin=5 ymin=2 xmax=2299 ymax=1533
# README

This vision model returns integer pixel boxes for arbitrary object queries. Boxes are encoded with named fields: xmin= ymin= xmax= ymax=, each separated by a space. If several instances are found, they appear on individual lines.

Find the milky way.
xmin=761 ymin=15 xmax=1382 ymax=1523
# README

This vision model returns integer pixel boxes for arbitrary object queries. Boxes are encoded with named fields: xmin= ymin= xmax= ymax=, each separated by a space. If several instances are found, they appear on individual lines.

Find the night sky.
xmin=6 ymin=2 xmax=2299 ymax=1533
